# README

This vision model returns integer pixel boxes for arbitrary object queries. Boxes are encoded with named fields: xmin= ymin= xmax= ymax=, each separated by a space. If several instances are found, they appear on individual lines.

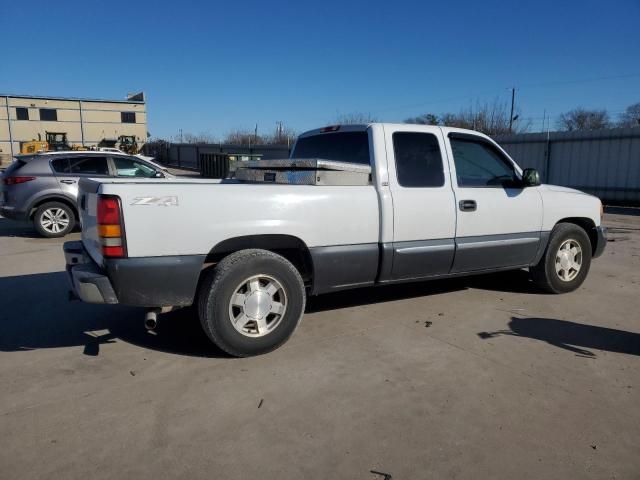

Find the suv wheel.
xmin=530 ymin=222 xmax=592 ymax=293
xmin=33 ymin=202 xmax=76 ymax=238
xmin=198 ymin=249 xmax=306 ymax=357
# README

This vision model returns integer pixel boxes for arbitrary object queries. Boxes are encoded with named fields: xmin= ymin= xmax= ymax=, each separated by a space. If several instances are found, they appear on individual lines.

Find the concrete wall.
xmin=494 ymin=128 xmax=640 ymax=204
xmin=0 ymin=95 xmax=147 ymax=165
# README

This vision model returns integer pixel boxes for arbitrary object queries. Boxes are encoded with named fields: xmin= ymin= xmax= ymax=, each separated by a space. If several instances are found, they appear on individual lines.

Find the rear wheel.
xmin=33 ymin=202 xmax=75 ymax=238
xmin=530 ymin=222 xmax=592 ymax=293
xmin=198 ymin=249 xmax=306 ymax=357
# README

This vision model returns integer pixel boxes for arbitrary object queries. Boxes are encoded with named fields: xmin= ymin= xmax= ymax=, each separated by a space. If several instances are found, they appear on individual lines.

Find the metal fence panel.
xmin=495 ymin=128 xmax=640 ymax=204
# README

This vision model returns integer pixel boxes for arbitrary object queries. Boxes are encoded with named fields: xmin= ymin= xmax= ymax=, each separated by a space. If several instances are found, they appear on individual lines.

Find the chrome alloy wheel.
xmin=228 ymin=275 xmax=287 ymax=337
xmin=40 ymin=208 xmax=70 ymax=234
xmin=555 ymin=239 xmax=582 ymax=282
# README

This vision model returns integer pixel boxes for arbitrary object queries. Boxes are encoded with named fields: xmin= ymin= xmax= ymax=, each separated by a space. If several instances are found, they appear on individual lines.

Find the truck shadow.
xmin=0 ymin=269 xmax=542 ymax=358
xmin=307 ymin=269 xmax=539 ymax=312
xmin=0 ymin=271 xmax=228 ymax=358
xmin=478 ymin=316 xmax=640 ymax=357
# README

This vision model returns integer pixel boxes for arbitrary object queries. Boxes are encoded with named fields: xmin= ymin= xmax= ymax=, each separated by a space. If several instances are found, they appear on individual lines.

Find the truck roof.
xmin=299 ymin=123 xmax=493 ymax=141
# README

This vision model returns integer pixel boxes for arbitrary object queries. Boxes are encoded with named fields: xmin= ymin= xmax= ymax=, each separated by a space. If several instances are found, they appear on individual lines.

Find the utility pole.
xmin=509 ymin=88 xmax=516 ymax=133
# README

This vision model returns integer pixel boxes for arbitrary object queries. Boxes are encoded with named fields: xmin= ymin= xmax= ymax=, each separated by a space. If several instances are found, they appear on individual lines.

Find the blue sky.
xmin=2 ymin=0 xmax=639 ymax=139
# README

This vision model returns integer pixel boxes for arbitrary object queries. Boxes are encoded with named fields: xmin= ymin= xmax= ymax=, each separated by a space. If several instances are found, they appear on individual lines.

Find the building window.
xmin=16 ymin=107 xmax=29 ymax=121
xmin=39 ymin=108 xmax=57 ymax=121
xmin=121 ymin=112 xmax=136 ymax=123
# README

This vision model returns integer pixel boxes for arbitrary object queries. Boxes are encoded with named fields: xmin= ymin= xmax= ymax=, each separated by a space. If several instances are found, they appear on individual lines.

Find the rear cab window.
xmin=292 ymin=130 xmax=370 ymax=165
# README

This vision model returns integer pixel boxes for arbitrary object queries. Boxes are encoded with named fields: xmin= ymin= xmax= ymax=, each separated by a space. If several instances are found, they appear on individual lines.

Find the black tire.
xmin=33 ymin=202 xmax=76 ymax=238
xmin=198 ymin=249 xmax=306 ymax=357
xmin=530 ymin=222 xmax=592 ymax=294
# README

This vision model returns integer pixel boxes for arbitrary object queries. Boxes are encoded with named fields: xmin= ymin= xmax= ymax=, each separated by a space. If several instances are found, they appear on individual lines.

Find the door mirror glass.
xmin=522 ymin=168 xmax=541 ymax=187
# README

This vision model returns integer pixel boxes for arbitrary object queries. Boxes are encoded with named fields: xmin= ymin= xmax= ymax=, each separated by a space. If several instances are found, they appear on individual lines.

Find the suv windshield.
xmin=292 ymin=131 xmax=370 ymax=165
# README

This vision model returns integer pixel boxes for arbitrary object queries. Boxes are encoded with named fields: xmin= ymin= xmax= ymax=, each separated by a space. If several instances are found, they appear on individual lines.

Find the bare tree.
xmin=557 ymin=108 xmax=610 ymax=131
xmin=223 ymin=129 xmax=263 ymax=145
xmin=403 ymin=100 xmax=529 ymax=135
xmin=618 ymin=102 xmax=640 ymax=128
xmin=263 ymin=123 xmax=297 ymax=145
xmin=334 ymin=112 xmax=378 ymax=124
xmin=439 ymin=100 xmax=529 ymax=135
xmin=181 ymin=131 xmax=217 ymax=144
xmin=404 ymin=113 xmax=439 ymax=125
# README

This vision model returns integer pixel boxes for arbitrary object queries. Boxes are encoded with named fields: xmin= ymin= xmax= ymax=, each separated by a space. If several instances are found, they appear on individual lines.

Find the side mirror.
xmin=522 ymin=168 xmax=540 ymax=187
xmin=153 ymin=171 xmax=165 ymax=178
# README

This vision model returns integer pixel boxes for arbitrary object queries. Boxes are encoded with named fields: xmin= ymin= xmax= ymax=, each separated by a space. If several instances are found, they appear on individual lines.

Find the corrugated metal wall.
xmin=163 ymin=144 xmax=290 ymax=170
xmin=495 ymin=128 xmax=640 ymax=204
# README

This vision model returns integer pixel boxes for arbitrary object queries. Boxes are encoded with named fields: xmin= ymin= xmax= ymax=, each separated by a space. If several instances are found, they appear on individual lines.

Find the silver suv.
xmin=0 ymin=151 xmax=173 ymax=237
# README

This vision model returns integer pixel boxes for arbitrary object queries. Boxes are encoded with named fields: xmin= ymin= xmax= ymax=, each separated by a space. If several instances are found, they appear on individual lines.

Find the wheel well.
xmin=29 ymin=197 xmax=78 ymax=221
xmin=556 ymin=217 xmax=597 ymax=254
xmin=205 ymin=235 xmax=314 ymax=285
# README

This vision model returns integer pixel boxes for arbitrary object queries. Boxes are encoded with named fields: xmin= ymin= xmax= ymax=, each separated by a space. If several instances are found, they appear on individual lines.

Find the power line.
xmin=517 ymin=72 xmax=640 ymax=89
xmin=355 ymin=72 xmax=640 ymax=118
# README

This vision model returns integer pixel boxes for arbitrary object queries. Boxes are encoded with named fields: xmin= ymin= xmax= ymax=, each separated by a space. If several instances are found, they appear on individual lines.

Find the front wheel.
xmin=530 ymin=223 xmax=592 ymax=294
xmin=198 ymin=249 xmax=306 ymax=357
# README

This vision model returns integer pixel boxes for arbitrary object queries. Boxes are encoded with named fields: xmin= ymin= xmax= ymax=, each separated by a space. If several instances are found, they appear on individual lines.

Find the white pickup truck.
xmin=64 ymin=123 xmax=606 ymax=357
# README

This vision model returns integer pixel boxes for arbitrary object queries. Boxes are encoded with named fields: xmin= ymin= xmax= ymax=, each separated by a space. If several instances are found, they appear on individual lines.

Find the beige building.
xmin=0 ymin=92 xmax=147 ymax=164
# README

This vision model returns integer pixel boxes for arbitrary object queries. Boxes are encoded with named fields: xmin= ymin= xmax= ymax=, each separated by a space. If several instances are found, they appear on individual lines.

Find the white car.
xmin=64 ymin=123 xmax=607 ymax=357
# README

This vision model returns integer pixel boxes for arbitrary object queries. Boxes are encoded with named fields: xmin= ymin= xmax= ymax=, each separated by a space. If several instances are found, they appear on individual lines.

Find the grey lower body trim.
xmin=310 ymin=243 xmax=379 ymax=295
xmin=593 ymin=226 xmax=607 ymax=258
xmin=451 ymin=232 xmax=541 ymax=273
xmin=390 ymin=239 xmax=455 ymax=280
xmin=531 ymin=231 xmax=551 ymax=265
xmin=105 ymin=255 xmax=206 ymax=307
xmin=65 ymin=241 xmax=206 ymax=307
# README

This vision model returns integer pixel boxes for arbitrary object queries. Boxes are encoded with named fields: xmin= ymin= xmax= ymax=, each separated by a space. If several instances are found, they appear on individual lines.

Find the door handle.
xmin=60 ymin=179 xmax=76 ymax=184
xmin=459 ymin=200 xmax=477 ymax=212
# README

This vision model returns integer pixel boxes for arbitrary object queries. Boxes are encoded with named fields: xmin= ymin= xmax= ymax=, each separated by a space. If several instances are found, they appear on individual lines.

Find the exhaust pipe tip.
xmin=145 ymin=309 xmax=159 ymax=332
xmin=144 ymin=318 xmax=157 ymax=331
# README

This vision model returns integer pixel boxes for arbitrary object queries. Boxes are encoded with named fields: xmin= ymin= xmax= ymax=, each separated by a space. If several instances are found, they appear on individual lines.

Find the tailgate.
xmin=78 ymin=178 xmax=104 ymax=265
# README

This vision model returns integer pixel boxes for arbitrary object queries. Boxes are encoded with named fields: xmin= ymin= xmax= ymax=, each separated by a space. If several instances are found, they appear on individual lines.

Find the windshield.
xmin=292 ymin=131 xmax=370 ymax=165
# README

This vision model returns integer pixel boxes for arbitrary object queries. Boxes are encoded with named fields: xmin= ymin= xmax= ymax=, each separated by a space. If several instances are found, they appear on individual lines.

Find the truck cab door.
xmin=444 ymin=132 xmax=543 ymax=272
xmin=383 ymin=125 xmax=457 ymax=281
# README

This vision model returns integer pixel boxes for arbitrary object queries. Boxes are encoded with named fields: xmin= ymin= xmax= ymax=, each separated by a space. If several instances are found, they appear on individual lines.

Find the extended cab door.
xmin=384 ymin=125 xmax=457 ymax=280
xmin=444 ymin=131 xmax=543 ymax=272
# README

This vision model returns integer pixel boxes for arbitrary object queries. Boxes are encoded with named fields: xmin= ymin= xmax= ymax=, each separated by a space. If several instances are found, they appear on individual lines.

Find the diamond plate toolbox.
xmin=235 ymin=158 xmax=372 ymax=186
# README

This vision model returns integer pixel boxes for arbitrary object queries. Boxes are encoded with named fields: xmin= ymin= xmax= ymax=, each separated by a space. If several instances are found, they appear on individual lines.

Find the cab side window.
xmin=50 ymin=158 xmax=70 ymax=173
xmin=68 ymin=156 xmax=109 ymax=175
xmin=113 ymin=157 xmax=158 ymax=178
xmin=393 ymin=132 xmax=445 ymax=187
xmin=450 ymin=137 xmax=519 ymax=187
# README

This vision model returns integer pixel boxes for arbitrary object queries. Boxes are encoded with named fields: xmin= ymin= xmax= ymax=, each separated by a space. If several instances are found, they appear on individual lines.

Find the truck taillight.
xmin=97 ymin=194 xmax=126 ymax=258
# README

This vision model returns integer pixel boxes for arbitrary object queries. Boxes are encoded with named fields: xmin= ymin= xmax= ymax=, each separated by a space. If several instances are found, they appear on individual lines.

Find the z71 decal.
xmin=130 ymin=196 xmax=179 ymax=207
